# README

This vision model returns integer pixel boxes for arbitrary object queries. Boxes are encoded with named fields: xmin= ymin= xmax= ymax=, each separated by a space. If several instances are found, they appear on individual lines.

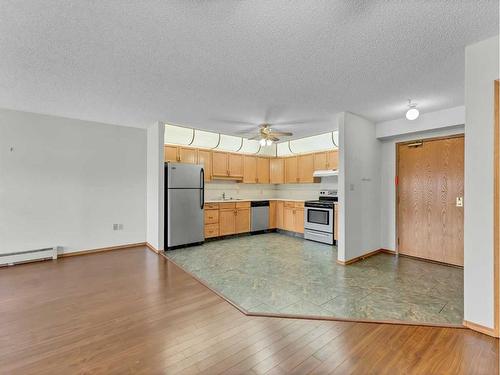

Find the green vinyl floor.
xmin=165 ymin=232 xmax=463 ymax=325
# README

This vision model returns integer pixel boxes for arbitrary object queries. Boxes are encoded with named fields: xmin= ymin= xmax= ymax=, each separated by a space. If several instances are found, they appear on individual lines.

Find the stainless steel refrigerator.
xmin=165 ymin=162 xmax=205 ymax=249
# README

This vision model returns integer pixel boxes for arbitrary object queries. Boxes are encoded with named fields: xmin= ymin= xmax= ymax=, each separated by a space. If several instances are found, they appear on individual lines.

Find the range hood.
xmin=313 ymin=169 xmax=339 ymax=177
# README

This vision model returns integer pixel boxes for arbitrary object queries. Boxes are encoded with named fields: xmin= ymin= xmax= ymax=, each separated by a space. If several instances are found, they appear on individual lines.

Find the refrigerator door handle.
xmin=200 ymin=168 xmax=205 ymax=209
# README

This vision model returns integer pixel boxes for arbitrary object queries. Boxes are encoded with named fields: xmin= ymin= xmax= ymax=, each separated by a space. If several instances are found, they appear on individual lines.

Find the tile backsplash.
xmin=205 ymin=176 xmax=337 ymax=201
xmin=205 ymin=181 xmax=276 ymax=200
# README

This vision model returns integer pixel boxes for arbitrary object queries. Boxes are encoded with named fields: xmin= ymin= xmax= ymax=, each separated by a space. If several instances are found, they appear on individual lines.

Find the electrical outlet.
xmin=113 ymin=224 xmax=119 ymax=230
xmin=118 ymin=224 xmax=124 ymax=230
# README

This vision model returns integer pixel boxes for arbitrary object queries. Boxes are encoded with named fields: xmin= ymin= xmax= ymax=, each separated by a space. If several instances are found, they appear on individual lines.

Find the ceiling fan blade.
xmin=269 ymin=131 xmax=293 ymax=137
xmin=211 ymin=118 xmax=259 ymax=126
xmin=270 ymin=118 xmax=328 ymax=126
xmin=270 ymin=136 xmax=280 ymax=142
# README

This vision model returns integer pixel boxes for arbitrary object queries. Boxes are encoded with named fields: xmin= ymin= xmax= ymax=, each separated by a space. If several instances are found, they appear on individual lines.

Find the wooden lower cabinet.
xmin=204 ymin=203 xmax=220 ymax=238
xmin=219 ymin=207 xmax=236 ymax=236
xmin=269 ymin=201 xmax=277 ymax=229
xmin=204 ymin=209 xmax=219 ymax=224
xmin=204 ymin=224 xmax=219 ymax=238
xmin=276 ymin=201 xmax=284 ymax=229
xmin=282 ymin=201 xmax=304 ymax=233
xmin=211 ymin=202 xmax=251 ymax=237
xmin=206 ymin=200 xmax=304 ymax=239
xmin=235 ymin=208 xmax=250 ymax=234
xmin=283 ymin=205 xmax=295 ymax=231
xmin=295 ymin=207 xmax=304 ymax=234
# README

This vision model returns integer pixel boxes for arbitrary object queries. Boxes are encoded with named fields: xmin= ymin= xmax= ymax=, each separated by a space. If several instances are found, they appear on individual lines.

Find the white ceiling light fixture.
xmin=259 ymin=138 xmax=267 ymax=146
xmin=406 ymin=99 xmax=419 ymax=120
xmin=265 ymin=139 xmax=273 ymax=146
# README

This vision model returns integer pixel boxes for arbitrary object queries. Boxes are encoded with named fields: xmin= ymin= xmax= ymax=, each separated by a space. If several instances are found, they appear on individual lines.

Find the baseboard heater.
xmin=0 ymin=247 xmax=58 ymax=266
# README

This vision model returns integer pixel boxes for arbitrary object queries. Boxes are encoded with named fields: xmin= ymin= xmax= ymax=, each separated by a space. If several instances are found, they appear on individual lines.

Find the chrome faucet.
xmin=222 ymin=192 xmax=226 ymax=200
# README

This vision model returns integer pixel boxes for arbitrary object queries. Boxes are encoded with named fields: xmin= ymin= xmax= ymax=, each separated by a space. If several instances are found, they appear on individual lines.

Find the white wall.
xmin=376 ymin=106 xmax=465 ymax=140
xmin=379 ymin=125 xmax=465 ymax=250
xmin=0 ymin=108 xmax=147 ymax=254
xmin=338 ymin=112 xmax=381 ymax=262
xmin=464 ymin=35 xmax=499 ymax=329
xmin=146 ymin=123 xmax=165 ymax=250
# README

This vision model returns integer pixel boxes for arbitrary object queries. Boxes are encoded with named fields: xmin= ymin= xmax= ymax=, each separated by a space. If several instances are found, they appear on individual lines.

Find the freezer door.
xmin=166 ymin=163 xmax=203 ymax=189
xmin=167 ymin=188 xmax=204 ymax=247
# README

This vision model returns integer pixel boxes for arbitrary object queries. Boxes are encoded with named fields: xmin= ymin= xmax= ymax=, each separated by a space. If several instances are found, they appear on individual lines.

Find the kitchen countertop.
xmin=205 ymin=198 xmax=305 ymax=203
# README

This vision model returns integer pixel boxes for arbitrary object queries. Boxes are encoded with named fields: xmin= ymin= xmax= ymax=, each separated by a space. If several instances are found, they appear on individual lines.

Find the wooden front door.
xmin=397 ymin=136 xmax=464 ymax=266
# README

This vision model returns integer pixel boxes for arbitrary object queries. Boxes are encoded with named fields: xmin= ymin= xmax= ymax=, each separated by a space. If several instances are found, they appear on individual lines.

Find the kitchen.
xmin=164 ymin=124 xmax=340 ymax=249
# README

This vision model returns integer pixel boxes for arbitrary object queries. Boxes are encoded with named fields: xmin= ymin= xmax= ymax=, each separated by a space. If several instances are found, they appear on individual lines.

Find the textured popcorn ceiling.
xmin=0 ymin=1 xmax=497 ymax=137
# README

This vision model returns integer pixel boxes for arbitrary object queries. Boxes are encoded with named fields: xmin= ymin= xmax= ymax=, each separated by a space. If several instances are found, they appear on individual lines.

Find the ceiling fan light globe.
xmin=259 ymin=138 xmax=266 ymax=146
xmin=406 ymin=108 xmax=419 ymax=121
xmin=266 ymin=139 xmax=273 ymax=146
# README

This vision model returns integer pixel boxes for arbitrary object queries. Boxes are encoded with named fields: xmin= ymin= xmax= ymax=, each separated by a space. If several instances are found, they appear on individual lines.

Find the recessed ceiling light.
xmin=406 ymin=99 xmax=419 ymax=121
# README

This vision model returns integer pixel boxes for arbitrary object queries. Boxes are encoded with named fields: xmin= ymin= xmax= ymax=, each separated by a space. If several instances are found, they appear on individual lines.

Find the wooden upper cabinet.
xmin=164 ymin=145 xmax=336 ymax=184
xmin=197 ymin=149 xmax=212 ymax=182
xmin=285 ymin=157 xmax=298 ymax=184
xmin=314 ymin=152 xmax=328 ymax=170
xmin=212 ymin=152 xmax=243 ymax=179
xmin=212 ymin=151 xmax=229 ymax=177
xmin=178 ymin=147 xmax=197 ymax=164
xmin=243 ymin=156 xmax=257 ymax=183
xmin=327 ymin=150 xmax=339 ymax=170
xmin=270 ymin=158 xmax=285 ymax=184
xmin=257 ymin=157 xmax=270 ymax=184
xmin=164 ymin=145 xmax=178 ymax=162
xmin=298 ymin=154 xmax=314 ymax=183
xmin=228 ymin=153 xmax=243 ymax=178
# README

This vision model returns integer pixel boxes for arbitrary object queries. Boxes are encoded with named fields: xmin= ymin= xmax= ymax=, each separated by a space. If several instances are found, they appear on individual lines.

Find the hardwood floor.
xmin=0 ymin=247 xmax=497 ymax=374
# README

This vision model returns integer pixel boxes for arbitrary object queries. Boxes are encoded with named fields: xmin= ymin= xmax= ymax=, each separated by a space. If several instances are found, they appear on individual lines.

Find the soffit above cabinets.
xmin=164 ymin=123 xmax=338 ymax=157
xmin=276 ymin=131 xmax=338 ymax=157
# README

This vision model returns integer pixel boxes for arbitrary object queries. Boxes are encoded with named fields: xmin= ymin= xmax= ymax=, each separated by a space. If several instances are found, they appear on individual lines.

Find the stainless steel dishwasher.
xmin=251 ymin=201 xmax=269 ymax=232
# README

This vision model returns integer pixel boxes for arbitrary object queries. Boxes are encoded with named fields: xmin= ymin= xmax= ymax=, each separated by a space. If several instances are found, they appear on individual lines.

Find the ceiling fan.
xmin=248 ymin=124 xmax=293 ymax=146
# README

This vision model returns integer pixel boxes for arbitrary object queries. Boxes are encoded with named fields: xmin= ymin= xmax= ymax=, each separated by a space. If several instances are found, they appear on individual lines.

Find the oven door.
xmin=304 ymin=206 xmax=333 ymax=233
